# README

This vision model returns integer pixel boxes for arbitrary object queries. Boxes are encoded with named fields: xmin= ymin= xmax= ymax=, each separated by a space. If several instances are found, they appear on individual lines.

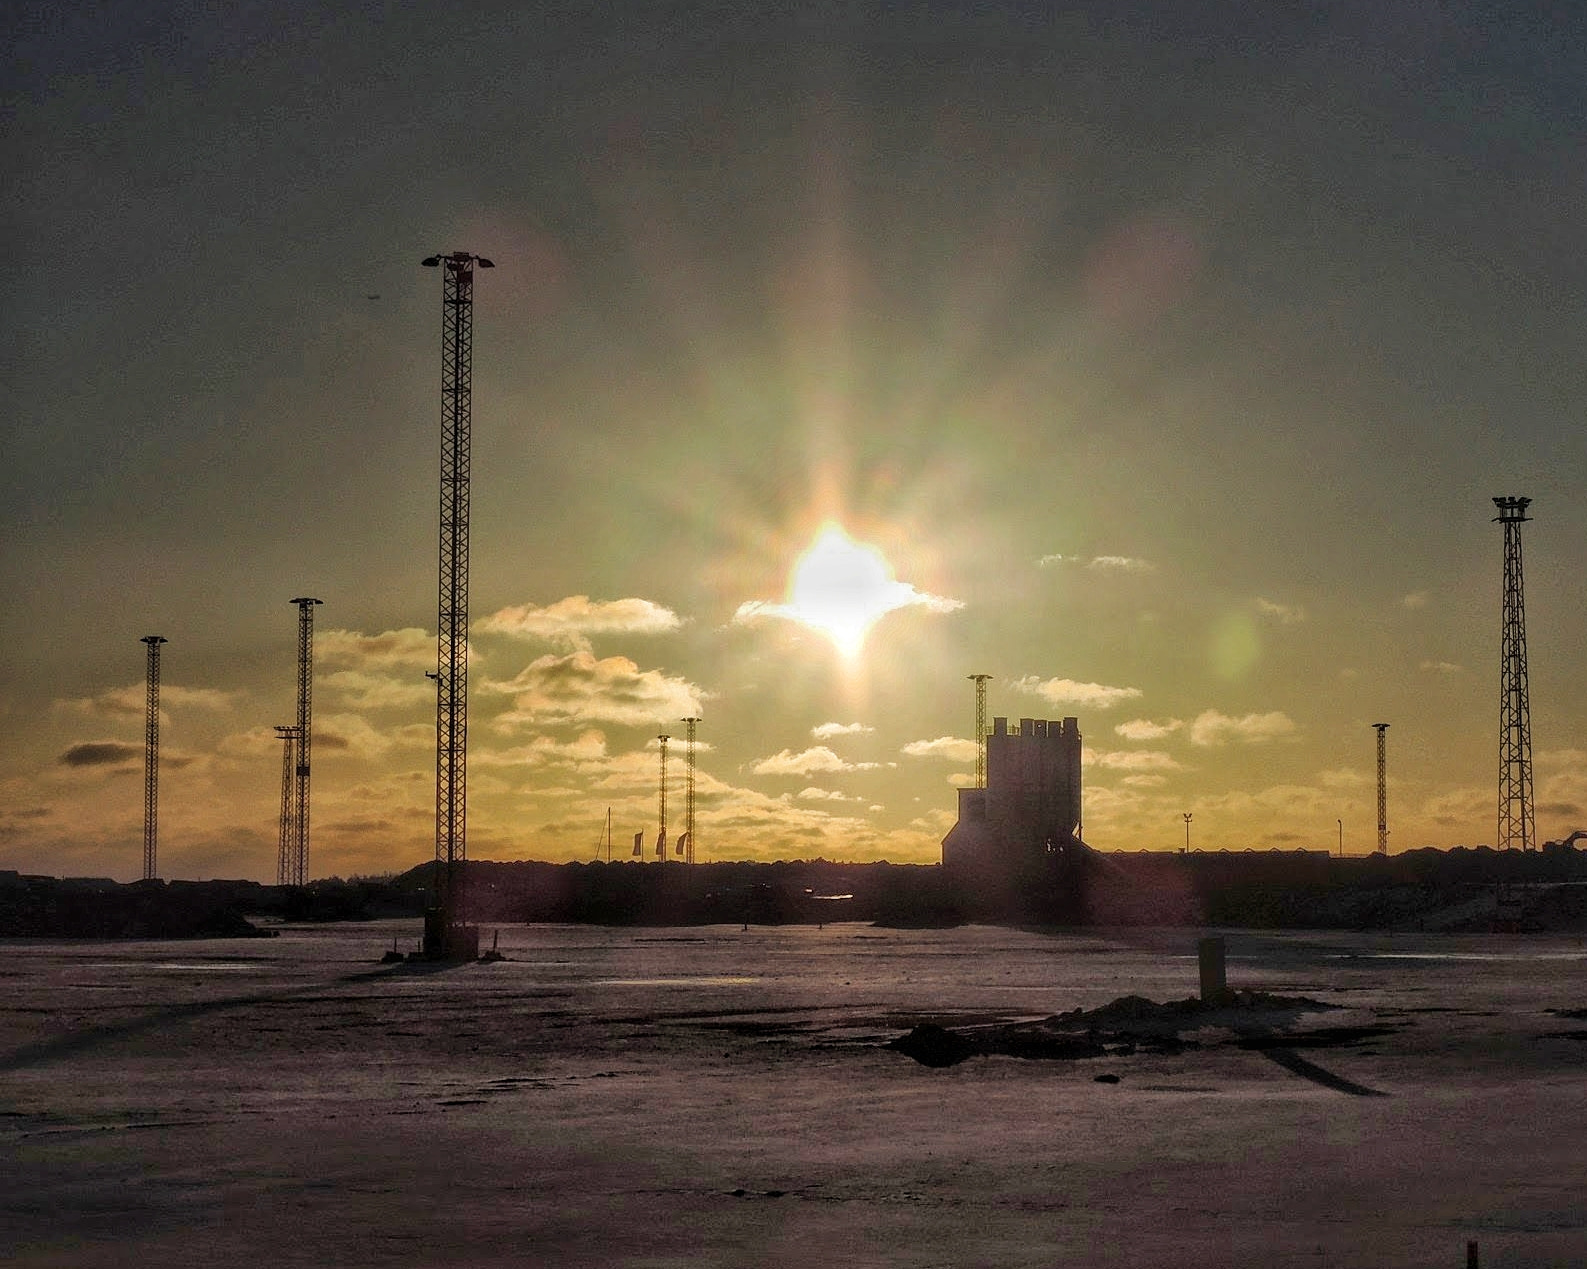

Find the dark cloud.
xmin=59 ymin=741 xmax=140 ymax=768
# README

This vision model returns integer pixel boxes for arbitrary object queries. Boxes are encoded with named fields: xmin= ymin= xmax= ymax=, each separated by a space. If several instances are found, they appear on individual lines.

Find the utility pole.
xmin=290 ymin=598 xmax=321 ymax=886
xmin=1182 ymin=811 xmax=1192 ymax=854
xmin=681 ymin=717 xmax=700 ymax=864
xmin=968 ymin=674 xmax=991 ymax=788
xmin=421 ymin=251 xmax=492 ymax=955
xmin=1373 ymin=723 xmax=1389 ymax=854
xmin=275 ymin=725 xmax=300 ymax=886
xmin=140 ymin=635 xmax=167 ymax=881
xmin=1494 ymin=496 xmax=1535 ymax=851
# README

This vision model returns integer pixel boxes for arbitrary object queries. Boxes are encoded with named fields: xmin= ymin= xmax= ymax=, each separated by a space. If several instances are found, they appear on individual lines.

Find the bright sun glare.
xmin=784 ymin=523 xmax=912 ymax=658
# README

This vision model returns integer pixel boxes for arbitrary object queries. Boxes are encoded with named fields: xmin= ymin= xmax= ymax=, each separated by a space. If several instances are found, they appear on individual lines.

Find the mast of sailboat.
xmin=596 ymin=807 xmax=613 ymax=862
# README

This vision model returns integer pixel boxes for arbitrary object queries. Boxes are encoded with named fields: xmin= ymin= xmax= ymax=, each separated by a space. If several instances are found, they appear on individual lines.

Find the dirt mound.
xmin=1050 ymin=990 xmax=1335 ymax=1033
xmin=885 ymin=1023 xmax=982 ymax=1067
xmin=888 ymin=992 xmax=1339 ymax=1067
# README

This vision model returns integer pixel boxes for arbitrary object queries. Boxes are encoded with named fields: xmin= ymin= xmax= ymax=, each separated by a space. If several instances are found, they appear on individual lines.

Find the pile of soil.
xmin=887 ymin=991 xmax=1338 ymax=1068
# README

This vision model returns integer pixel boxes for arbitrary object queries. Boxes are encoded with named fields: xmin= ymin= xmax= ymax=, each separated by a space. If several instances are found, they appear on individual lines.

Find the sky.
xmin=3 ymin=1 xmax=1585 ymax=882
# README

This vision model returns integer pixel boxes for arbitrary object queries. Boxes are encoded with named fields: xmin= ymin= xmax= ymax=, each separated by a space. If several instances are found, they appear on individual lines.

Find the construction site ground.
xmin=3 ymin=921 xmax=1584 ymax=1267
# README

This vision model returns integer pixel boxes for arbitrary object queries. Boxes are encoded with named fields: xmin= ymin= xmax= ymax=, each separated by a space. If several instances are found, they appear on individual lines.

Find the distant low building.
xmin=942 ymin=715 xmax=1083 ymax=881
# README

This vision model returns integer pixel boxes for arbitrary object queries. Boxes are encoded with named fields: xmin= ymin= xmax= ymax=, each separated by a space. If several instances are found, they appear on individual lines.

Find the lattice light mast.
xmin=422 ymin=251 xmax=493 ymax=937
xmin=969 ymin=674 xmax=991 ymax=788
xmin=275 ymin=725 xmax=300 ymax=886
xmin=656 ymin=734 xmax=671 ymax=862
xmin=1373 ymin=723 xmax=1389 ymax=855
xmin=140 ymin=635 xmax=167 ymax=881
xmin=682 ymin=717 xmax=700 ymax=865
xmin=1494 ymin=496 xmax=1535 ymax=852
xmin=290 ymin=598 xmax=321 ymax=886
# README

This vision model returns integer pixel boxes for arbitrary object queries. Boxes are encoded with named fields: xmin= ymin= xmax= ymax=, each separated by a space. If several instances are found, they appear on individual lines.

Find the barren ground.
xmin=2 ymin=921 xmax=1584 ymax=1267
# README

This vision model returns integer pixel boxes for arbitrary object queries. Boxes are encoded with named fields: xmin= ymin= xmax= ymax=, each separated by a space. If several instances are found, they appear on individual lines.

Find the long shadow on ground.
xmin=0 ymin=960 xmax=461 ymax=1073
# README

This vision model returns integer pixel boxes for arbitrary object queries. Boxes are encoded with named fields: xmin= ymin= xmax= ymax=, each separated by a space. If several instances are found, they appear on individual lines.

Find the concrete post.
xmin=1198 ymin=936 xmax=1228 ymax=1004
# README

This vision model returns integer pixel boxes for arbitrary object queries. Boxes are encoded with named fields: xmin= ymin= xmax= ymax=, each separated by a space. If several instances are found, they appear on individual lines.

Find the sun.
xmin=731 ymin=520 xmax=963 ymax=657
xmin=783 ymin=522 xmax=916 ymax=658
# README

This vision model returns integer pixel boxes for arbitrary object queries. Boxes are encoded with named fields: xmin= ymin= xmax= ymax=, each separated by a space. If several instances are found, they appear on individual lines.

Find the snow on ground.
xmin=2 ymin=922 xmax=1585 ymax=1267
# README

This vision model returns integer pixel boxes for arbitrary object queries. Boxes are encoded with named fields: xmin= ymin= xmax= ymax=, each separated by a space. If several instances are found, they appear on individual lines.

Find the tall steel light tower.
xmin=275 ymin=725 xmax=300 ymax=886
xmin=1373 ymin=723 xmax=1389 ymax=854
xmin=1494 ymin=496 xmax=1535 ymax=852
xmin=681 ymin=717 xmax=700 ymax=864
xmin=140 ymin=635 xmax=167 ymax=881
xmin=422 ymin=251 xmax=492 ymax=949
xmin=656 ymin=733 xmax=671 ymax=861
xmin=968 ymin=673 xmax=991 ymax=788
xmin=290 ymin=597 xmax=321 ymax=886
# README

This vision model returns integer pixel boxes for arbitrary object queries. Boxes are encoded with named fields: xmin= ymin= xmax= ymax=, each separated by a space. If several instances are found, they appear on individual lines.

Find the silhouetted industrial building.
xmin=942 ymin=715 xmax=1083 ymax=881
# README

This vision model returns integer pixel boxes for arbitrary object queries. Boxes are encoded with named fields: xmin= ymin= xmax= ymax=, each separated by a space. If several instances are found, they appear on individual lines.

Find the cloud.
xmin=475 ymin=596 xmax=683 ymax=647
xmin=322 ymin=670 xmax=434 ymax=710
xmin=1538 ymin=804 xmax=1584 ymax=824
xmin=1088 ymin=555 xmax=1155 ymax=573
xmin=312 ymin=629 xmax=441 ymax=713
xmin=1420 ymin=784 xmax=1489 ymax=830
xmin=751 ymin=747 xmax=884 ymax=777
xmin=58 ymin=741 xmax=141 ymax=768
xmin=1189 ymin=709 xmax=1298 ymax=746
xmin=1088 ymin=749 xmax=1185 ymax=772
xmin=472 ymin=730 xmax=609 ymax=769
xmin=55 ymin=683 xmax=241 ymax=718
xmin=317 ymin=627 xmax=434 ymax=669
xmin=812 ymin=721 xmax=872 ymax=739
xmin=1255 ymin=598 xmax=1306 ymax=625
xmin=901 ymin=736 xmax=979 ymax=763
xmin=162 ymin=685 xmax=241 ymax=710
xmin=797 ymin=787 xmax=864 ymax=802
xmin=1402 ymin=592 xmax=1429 ymax=610
xmin=1012 ymin=676 xmax=1143 ymax=710
xmin=480 ymin=650 xmax=703 ymax=726
xmin=1037 ymin=554 xmax=1155 ymax=573
xmin=57 ymin=740 xmax=195 ymax=771
xmin=1114 ymin=718 xmax=1183 ymax=741
xmin=1420 ymin=660 xmax=1462 ymax=674
xmin=314 ymin=713 xmax=432 ymax=759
